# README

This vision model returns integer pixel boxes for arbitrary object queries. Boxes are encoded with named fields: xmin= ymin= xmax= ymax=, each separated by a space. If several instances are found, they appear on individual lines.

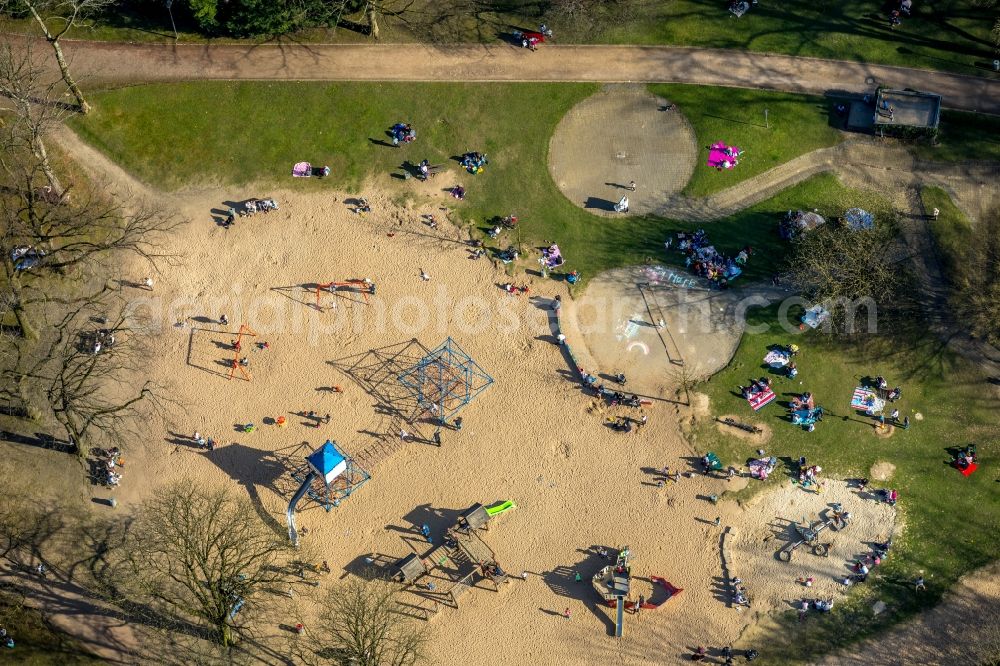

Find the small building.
xmin=873 ymin=89 xmax=942 ymax=132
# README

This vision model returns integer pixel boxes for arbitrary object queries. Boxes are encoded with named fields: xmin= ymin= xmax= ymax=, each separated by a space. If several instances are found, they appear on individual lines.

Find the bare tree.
xmin=0 ymin=166 xmax=181 ymax=338
xmin=0 ymin=291 xmax=162 ymax=451
xmin=785 ymin=212 xmax=909 ymax=334
xmin=309 ymin=575 xmax=429 ymax=666
xmin=0 ymin=40 xmax=69 ymax=193
xmin=113 ymin=483 xmax=313 ymax=648
xmin=12 ymin=0 xmax=114 ymax=113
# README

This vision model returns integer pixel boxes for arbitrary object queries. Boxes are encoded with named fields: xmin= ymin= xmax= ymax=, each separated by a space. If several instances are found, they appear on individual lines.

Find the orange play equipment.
xmin=314 ymin=278 xmax=376 ymax=311
xmin=227 ymin=323 xmax=258 ymax=381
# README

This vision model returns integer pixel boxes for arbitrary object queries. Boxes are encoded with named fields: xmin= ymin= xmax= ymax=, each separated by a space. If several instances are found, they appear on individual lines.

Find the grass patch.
xmin=73 ymin=82 xmax=873 ymax=284
xmin=910 ymin=111 xmax=1000 ymax=164
xmin=603 ymin=0 xmax=995 ymax=75
xmin=921 ymin=186 xmax=971 ymax=283
xmin=692 ymin=304 xmax=1000 ymax=662
xmin=648 ymin=85 xmax=842 ymax=197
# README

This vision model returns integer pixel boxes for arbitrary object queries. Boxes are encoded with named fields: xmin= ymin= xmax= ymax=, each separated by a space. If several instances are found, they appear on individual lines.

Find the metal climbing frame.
xmin=397 ymin=337 xmax=494 ymax=426
xmin=291 ymin=456 xmax=371 ymax=511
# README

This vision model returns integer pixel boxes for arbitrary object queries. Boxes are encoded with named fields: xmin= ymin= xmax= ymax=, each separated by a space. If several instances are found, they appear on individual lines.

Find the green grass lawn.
xmin=648 ymin=85 xmax=842 ymax=197
xmin=910 ymin=111 xmax=1000 ymax=164
xmin=921 ymin=185 xmax=971 ymax=285
xmin=692 ymin=304 xmax=1000 ymax=661
xmin=5 ymin=0 xmax=995 ymax=75
xmin=72 ymin=82 xmax=865 ymax=283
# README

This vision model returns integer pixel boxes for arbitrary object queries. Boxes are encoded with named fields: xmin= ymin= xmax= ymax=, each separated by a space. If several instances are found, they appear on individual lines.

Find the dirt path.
xmin=18 ymin=37 xmax=997 ymax=114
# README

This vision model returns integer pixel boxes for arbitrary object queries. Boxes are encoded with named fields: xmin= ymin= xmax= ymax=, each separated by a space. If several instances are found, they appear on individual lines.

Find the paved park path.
xmin=46 ymin=39 xmax=1000 ymax=115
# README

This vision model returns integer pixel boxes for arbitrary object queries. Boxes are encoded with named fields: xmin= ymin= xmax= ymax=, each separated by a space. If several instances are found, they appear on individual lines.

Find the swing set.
xmin=314 ymin=279 xmax=376 ymax=311
xmin=228 ymin=324 xmax=258 ymax=381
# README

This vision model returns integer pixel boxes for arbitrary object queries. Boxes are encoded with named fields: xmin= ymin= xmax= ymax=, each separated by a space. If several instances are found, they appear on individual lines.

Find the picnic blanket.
xmin=292 ymin=162 xmax=311 ymax=177
xmin=959 ymin=462 xmax=978 ymax=477
xmin=764 ymin=350 xmax=790 ymax=367
xmin=707 ymin=142 xmax=742 ymax=169
xmin=851 ymin=387 xmax=884 ymax=414
xmin=748 ymin=388 xmax=776 ymax=411
xmin=801 ymin=304 xmax=830 ymax=329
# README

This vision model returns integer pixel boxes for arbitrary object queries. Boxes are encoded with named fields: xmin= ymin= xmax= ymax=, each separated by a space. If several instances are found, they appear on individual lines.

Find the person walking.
xmin=902 ymin=416 xmax=910 ymax=430
xmin=627 ymin=180 xmax=636 ymax=191
xmin=563 ymin=607 xmax=571 ymax=619
xmin=915 ymin=576 xmax=926 ymax=591
xmin=890 ymin=408 xmax=900 ymax=424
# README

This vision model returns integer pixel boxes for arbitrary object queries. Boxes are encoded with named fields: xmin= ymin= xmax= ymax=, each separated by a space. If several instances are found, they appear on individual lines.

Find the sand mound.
xmin=548 ymin=85 xmax=697 ymax=217
xmin=870 ymin=462 xmax=896 ymax=481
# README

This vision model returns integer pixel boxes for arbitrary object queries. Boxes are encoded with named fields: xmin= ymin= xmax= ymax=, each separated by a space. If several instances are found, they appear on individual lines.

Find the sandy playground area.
xmin=22 ymin=131 xmax=901 ymax=664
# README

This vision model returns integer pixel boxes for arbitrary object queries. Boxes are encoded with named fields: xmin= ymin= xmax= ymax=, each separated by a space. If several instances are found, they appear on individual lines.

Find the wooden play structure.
xmin=227 ymin=323 xmax=258 ymax=381
xmin=315 ymin=278 xmax=376 ymax=311
xmin=592 ymin=546 xmax=682 ymax=638
xmin=386 ymin=501 xmax=517 ymax=620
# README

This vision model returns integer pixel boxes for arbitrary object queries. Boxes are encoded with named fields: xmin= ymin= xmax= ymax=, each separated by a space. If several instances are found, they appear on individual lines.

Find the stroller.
xmin=292 ymin=162 xmax=330 ymax=178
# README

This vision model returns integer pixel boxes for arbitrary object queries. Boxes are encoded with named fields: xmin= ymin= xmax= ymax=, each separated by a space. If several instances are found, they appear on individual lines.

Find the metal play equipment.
xmin=593 ymin=546 xmax=682 ymax=638
xmin=227 ymin=324 xmax=257 ymax=381
xmin=779 ymin=514 xmax=838 ymax=562
xmin=315 ymin=278 xmax=376 ymax=311
xmin=396 ymin=337 xmax=494 ymax=427
xmin=286 ymin=440 xmax=370 ymax=546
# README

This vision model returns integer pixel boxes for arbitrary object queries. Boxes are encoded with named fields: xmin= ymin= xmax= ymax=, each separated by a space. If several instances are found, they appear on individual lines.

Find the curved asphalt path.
xmin=45 ymin=39 xmax=1000 ymax=114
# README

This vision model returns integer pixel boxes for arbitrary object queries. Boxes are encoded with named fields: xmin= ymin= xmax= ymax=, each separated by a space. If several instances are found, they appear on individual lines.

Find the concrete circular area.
xmin=548 ymin=85 xmax=697 ymax=216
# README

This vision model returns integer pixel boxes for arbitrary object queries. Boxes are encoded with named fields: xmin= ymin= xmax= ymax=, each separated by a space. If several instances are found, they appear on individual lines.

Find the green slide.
xmin=485 ymin=500 xmax=516 ymax=516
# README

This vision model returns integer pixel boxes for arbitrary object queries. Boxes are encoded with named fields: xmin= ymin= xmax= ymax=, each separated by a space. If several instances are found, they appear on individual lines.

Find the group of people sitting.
xmin=738 ymin=376 xmax=773 ymax=400
xmin=389 ymin=123 xmax=416 ymax=146
xmin=498 ymin=245 xmax=519 ymax=264
xmin=102 ymin=446 xmax=124 ymax=487
xmin=86 ymin=328 xmax=117 ymax=355
xmin=673 ymin=230 xmax=750 ymax=288
xmin=748 ymin=456 xmax=777 ymax=480
xmin=844 ymin=540 xmax=892 ymax=587
xmin=875 ymin=488 xmax=900 ymax=506
xmin=951 ymin=444 xmax=977 ymax=470
xmin=798 ymin=463 xmax=822 ymax=487
xmin=595 ymin=386 xmax=643 ymax=408
xmin=238 ymin=198 xmax=278 ymax=217
xmin=542 ymin=243 xmax=564 ymax=268
xmin=479 ymin=559 xmax=506 ymax=580
xmin=502 ymin=282 xmax=529 ymax=296
xmin=790 ymin=392 xmax=815 ymax=411
xmin=870 ymin=375 xmax=902 ymax=401
xmin=460 ymin=152 xmax=488 ymax=174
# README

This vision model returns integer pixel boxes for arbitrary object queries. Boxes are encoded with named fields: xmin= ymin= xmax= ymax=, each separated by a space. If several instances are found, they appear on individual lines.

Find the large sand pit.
xmin=728 ymin=479 xmax=898 ymax=618
xmin=548 ymin=85 xmax=697 ymax=216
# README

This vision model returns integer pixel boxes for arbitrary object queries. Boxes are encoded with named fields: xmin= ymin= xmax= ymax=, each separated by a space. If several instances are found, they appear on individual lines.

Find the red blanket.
xmin=748 ymin=388 xmax=776 ymax=411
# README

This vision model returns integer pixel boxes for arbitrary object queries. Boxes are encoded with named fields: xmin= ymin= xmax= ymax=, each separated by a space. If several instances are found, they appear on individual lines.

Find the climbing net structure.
xmin=397 ymin=337 xmax=494 ymax=426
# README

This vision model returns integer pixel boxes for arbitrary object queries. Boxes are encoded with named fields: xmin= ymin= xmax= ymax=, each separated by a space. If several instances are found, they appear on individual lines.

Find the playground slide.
xmin=614 ymin=596 xmax=625 ymax=638
xmin=485 ymin=500 xmax=516 ymax=517
xmin=286 ymin=471 xmax=316 ymax=546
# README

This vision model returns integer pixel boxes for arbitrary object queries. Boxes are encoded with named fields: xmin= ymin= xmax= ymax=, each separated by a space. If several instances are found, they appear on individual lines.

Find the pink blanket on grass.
xmin=707 ymin=142 xmax=742 ymax=169
xmin=292 ymin=162 xmax=311 ymax=177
